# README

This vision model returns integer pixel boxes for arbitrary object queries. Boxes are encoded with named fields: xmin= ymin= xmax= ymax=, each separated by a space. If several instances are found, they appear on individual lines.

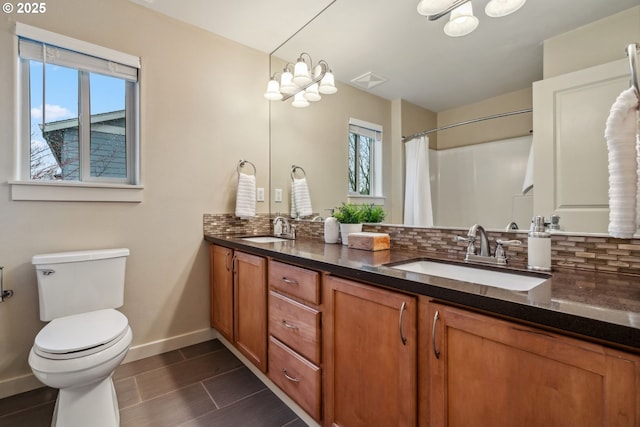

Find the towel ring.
xmin=627 ymin=42 xmax=640 ymax=100
xmin=238 ymin=160 xmax=256 ymax=176
xmin=291 ymin=165 xmax=306 ymax=181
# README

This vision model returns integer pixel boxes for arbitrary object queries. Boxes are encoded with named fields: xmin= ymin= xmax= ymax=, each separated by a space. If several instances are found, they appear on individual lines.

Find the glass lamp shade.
xmin=417 ymin=0 xmax=455 ymax=16
xmin=304 ymin=83 xmax=321 ymax=102
xmin=263 ymin=79 xmax=283 ymax=101
xmin=485 ymin=0 xmax=526 ymax=17
xmin=319 ymin=71 xmax=338 ymax=94
xmin=291 ymin=91 xmax=310 ymax=108
xmin=279 ymin=71 xmax=296 ymax=94
xmin=444 ymin=2 xmax=479 ymax=37
xmin=292 ymin=59 xmax=312 ymax=86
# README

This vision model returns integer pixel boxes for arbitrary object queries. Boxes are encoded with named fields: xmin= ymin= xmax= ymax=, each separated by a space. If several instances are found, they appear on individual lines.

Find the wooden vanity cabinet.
xmin=209 ymin=245 xmax=267 ymax=372
xmin=267 ymin=260 xmax=323 ymax=421
xmin=323 ymin=275 xmax=417 ymax=427
xmin=427 ymin=302 xmax=640 ymax=427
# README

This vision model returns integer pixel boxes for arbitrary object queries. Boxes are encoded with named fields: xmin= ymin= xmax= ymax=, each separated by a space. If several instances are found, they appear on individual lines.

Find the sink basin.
xmin=241 ymin=236 xmax=290 ymax=243
xmin=388 ymin=260 xmax=548 ymax=291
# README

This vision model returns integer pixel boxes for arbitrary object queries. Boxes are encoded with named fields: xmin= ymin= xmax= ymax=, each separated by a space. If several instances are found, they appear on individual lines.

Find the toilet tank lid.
xmin=32 ymin=248 xmax=130 ymax=265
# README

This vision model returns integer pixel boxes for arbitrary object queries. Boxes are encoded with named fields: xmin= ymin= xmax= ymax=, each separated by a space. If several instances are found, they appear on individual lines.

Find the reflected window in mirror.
xmin=348 ymin=118 xmax=382 ymax=197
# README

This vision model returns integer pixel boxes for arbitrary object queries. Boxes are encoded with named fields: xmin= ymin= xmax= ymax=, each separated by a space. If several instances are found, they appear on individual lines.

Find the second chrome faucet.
xmin=457 ymin=224 xmax=521 ymax=265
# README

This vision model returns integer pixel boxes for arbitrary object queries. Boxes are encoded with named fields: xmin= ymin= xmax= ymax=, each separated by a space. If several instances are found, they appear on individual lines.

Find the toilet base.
xmin=53 ymin=375 xmax=120 ymax=427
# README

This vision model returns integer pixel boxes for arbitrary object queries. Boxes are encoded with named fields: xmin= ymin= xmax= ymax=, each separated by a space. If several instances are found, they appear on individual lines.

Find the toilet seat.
xmin=34 ymin=309 xmax=129 ymax=360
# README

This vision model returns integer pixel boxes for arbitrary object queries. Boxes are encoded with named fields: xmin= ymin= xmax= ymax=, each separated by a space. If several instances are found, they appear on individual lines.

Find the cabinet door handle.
xmin=224 ymin=251 xmax=231 ymax=272
xmin=231 ymin=254 xmax=237 ymax=273
xmin=432 ymin=310 xmax=441 ymax=359
xmin=281 ymin=277 xmax=299 ymax=286
xmin=282 ymin=368 xmax=300 ymax=383
xmin=281 ymin=319 xmax=299 ymax=330
xmin=399 ymin=301 xmax=407 ymax=346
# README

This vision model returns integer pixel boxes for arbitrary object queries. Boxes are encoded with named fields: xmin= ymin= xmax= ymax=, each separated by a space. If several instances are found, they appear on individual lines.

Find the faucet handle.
xmin=455 ymin=235 xmax=476 ymax=255
xmin=494 ymin=239 xmax=522 ymax=264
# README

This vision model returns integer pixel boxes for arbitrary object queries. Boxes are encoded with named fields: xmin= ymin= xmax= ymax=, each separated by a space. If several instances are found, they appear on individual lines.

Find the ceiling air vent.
xmin=350 ymin=72 xmax=388 ymax=90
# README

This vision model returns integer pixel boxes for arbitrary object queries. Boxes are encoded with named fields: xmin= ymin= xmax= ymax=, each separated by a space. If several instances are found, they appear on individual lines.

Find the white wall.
xmin=0 ymin=0 xmax=269 ymax=397
xmin=431 ymin=136 xmax=533 ymax=230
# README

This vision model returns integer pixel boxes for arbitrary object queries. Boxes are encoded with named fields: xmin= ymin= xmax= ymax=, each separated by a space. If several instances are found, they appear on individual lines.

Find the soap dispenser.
xmin=324 ymin=209 xmax=339 ymax=244
xmin=527 ymin=215 xmax=551 ymax=271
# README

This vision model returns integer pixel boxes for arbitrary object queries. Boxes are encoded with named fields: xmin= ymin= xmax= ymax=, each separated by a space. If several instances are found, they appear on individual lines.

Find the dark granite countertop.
xmin=204 ymin=234 xmax=640 ymax=352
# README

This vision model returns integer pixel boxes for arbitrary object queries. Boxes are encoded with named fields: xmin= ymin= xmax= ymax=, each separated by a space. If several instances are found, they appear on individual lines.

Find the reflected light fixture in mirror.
xmin=264 ymin=52 xmax=338 ymax=106
xmin=417 ymin=0 xmax=526 ymax=37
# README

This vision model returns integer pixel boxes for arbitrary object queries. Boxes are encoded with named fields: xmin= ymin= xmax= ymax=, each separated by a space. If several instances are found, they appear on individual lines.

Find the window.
xmin=13 ymin=23 xmax=141 ymax=201
xmin=348 ymin=118 xmax=382 ymax=197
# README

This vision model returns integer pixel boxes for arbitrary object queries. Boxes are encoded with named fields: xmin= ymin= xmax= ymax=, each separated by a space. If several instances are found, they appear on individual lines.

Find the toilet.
xmin=28 ymin=248 xmax=133 ymax=427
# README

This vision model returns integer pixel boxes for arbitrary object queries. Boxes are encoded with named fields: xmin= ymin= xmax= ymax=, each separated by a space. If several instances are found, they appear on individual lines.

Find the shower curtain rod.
xmin=402 ymin=108 xmax=532 ymax=142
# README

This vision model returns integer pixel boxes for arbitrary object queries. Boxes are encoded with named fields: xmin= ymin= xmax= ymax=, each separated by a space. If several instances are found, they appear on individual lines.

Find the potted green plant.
xmin=332 ymin=203 xmax=365 ymax=245
xmin=361 ymin=204 xmax=386 ymax=223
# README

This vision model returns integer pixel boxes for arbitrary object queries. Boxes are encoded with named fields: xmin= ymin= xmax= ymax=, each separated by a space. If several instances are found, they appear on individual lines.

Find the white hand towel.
xmin=235 ymin=172 xmax=256 ymax=220
xmin=604 ymin=87 xmax=639 ymax=238
xmin=292 ymin=177 xmax=313 ymax=218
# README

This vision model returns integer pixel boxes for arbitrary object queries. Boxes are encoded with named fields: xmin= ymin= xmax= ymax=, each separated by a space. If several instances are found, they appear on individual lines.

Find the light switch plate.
xmin=275 ymin=188 xmax=282 ymax=202
xmin=256 ymin=187 xmax=265 ymax=202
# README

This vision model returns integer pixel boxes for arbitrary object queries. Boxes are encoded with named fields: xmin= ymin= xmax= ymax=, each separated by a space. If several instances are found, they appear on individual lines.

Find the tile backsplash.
xmin=204 ymin=214 xmax=640 ymax=276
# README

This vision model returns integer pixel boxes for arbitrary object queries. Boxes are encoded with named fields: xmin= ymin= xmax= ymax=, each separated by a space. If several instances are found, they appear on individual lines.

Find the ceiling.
xmin=131 ymin=0 xmax=639 ymax=111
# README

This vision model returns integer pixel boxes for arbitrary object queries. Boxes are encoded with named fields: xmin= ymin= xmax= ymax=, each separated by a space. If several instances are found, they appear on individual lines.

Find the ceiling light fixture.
xmin=264 ymin=52 xmax=338 ymax=108
xmin=417 ymin=0 xmax=526 ymax=37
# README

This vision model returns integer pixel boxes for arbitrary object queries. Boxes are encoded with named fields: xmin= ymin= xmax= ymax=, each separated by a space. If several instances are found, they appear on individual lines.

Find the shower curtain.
xmin=404 ymin=135 xmax=434 ymax=226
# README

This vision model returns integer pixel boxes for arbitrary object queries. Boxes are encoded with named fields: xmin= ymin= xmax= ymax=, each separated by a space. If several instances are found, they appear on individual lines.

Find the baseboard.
xmin=123 ymin=327 xmax=218 ymax=364
xmin=0 ymin=328 xmax=218 ymax=400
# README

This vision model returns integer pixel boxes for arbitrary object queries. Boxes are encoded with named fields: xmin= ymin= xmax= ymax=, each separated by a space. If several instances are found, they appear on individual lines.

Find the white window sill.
xmin=347 ymin=195 xmax=386 ymax=205
xmin=9 ymin=180 xmax=143 ymax=202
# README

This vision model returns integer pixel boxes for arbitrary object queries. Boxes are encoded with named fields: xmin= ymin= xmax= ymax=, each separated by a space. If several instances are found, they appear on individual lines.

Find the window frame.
xmin=11 ymin=23 xmax=142 ymax=202
xmin=348 ymin=118 xmax=383 ymax=198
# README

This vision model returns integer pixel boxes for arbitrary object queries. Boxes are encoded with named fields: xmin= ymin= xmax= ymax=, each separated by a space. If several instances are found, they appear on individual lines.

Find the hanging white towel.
xmin=404 ymin=136 xmax=434 ymax=226
xmin=235 ymin=172 xmax=256 ymax=220
xmin=291 ymin=177 xmax=312 ymax=218
xmin=521 ymin=141 xmax=534 ymax=194
xmin=604 ymin=87 xmax=639 ymax=238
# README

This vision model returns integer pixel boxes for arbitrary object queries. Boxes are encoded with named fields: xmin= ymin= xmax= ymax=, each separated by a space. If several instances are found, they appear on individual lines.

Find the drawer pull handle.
xmin=432 ymin=310 xmax=441 ymax=359
xmin=281 ymin=319 xmax=299 ymax=330
xmin=281 ymin=277 xmax=299 ymax=285
xmin=399 ymin=301 xmax=407 ymax=345
xmin=282 ymin=368 xmax=300 ymax=383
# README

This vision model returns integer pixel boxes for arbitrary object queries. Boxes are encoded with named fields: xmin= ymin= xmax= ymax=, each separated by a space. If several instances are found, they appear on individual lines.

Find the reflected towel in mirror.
xmin=290 ymin=177 xmax=312 ymax=218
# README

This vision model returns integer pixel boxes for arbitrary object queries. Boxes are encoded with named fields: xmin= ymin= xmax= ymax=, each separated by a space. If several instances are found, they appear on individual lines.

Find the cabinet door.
xmin=210 ymin=244 xmax=234 ymax=342
xmin=234 ymin=251 xmax=268 ymax=372
xmin=429 ymin=303 xmax=639 ymax=427
xmin=324 ymin=275 xmax=417 ymax=427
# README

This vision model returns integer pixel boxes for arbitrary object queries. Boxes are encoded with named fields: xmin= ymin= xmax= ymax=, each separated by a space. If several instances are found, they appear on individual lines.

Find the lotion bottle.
xmin=527 ymin=216 xmax=551 ymax=271
xmin=324 ymin=211 xmax=340 ymax=244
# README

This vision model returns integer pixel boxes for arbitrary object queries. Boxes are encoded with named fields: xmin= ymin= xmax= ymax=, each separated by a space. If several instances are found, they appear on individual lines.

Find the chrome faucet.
xmin=273 ymin=216 xmax=296 ymax=239
xmin=457 ymin=224 xmax=521 ymax=265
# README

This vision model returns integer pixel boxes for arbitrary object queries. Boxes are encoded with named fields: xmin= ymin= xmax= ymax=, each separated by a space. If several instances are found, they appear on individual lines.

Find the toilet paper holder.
xmin=0 ymin=266 xmax=14 ymax=302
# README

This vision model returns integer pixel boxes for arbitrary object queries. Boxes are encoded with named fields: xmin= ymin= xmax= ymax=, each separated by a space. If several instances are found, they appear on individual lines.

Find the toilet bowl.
xmin=29 ymin=309 xmax=132 ymax=427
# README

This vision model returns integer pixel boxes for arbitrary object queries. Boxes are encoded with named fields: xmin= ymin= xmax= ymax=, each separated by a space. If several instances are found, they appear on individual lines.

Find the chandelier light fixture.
xmin=264 ymin=52 xmax=338 ymax=108
xmin=417 ymin=0 xmax=526 ymax=37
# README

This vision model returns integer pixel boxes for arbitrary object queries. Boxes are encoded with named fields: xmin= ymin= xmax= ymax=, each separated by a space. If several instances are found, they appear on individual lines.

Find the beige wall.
xmin=543 ymin=6 xmax=640 ymax=78
xmin=0 ymin=0 xmax=269 ymax=396
xmin=270 ymin=79 xmax=391 ymax=216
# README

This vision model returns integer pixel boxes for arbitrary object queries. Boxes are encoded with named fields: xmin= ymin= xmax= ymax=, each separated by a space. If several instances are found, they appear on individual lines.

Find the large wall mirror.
xmin=269 ymin=0 xmax=640 ymax=233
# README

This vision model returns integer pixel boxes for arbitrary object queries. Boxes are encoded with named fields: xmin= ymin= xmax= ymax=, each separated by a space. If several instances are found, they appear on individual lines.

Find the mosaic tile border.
xmin=204 ymin=214 xmax=640 ymax=276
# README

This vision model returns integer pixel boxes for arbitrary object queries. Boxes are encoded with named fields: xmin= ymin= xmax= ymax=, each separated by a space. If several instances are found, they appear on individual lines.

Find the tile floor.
xmin=0 ymin=339 xmax=307 ymax=427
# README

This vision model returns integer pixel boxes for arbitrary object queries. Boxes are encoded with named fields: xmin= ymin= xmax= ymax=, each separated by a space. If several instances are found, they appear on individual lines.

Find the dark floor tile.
xmin=203 ymin=366 xmax=267 ymax=408
xmin=180 ymin=388 xmax=299 ymax=427
xmin=135 ymin=347 xmax=243 ymax=401
xmin=0 ymin=387 xmax=57 ymax=418
xmin=283 ymin=418 xmax=309 ymax=427
xmin=179 ymin=338 xmax=225 ymax=359
xmin=0 ymin=402 xmax=55 ymax=427
xmin=120 ymin=383 xmax=216 ymax=427
xmin=113 ymin=349 xmax=184 ymax=381
xmin=114 ymin=376 xmax=141 ymax=409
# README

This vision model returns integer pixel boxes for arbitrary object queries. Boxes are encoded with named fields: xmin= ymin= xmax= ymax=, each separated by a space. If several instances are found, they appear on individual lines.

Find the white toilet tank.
xmin=32 ymin=248 xmax=130 ymax=321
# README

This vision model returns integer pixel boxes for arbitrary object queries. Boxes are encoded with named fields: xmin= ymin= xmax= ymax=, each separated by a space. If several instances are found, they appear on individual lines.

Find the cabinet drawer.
xmin=268 ymin=336 xmax=321 ymax=421
xmin=269 ymin=260 xmax=320 ymax=304
xmin=269 ymin=291 xmax=321 ymax=365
